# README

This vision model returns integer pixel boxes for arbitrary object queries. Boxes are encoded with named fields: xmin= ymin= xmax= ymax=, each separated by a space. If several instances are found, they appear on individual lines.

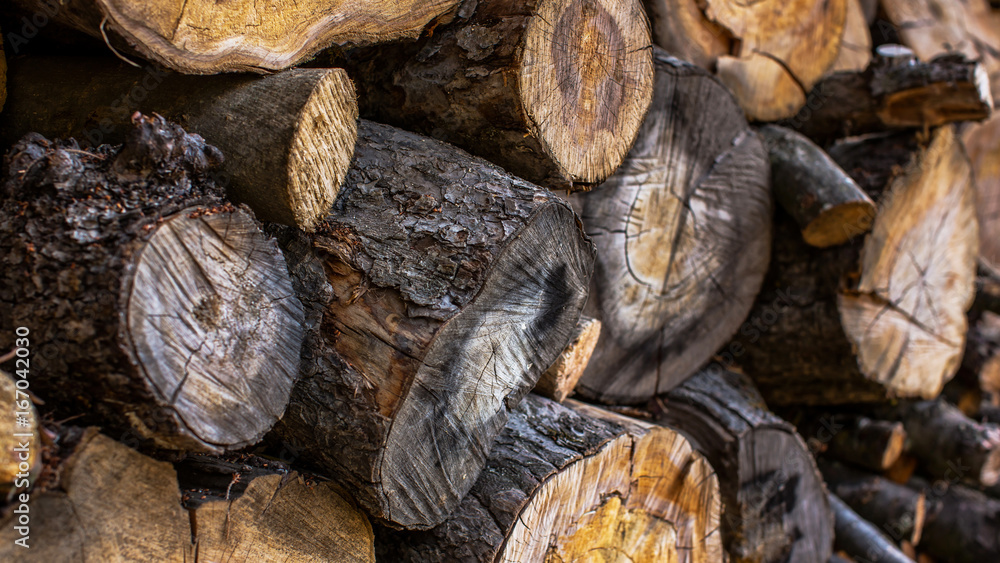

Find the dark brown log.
xmin=656 ymin=368 xmax=834 ymax=563
xmin=376 ymin=393 xmax=723 ymax=562
xmin=0 ymin=57 xmax=358 ymax=230
xmin=345 ymin=0 xmax=655 ymax=190
xmin=964 ymin=311 xmax=1000 ymax=397
xmin=820 ymin=459 xmax=925 ymax=546
xmin=533 ymin=316 xmax=600 ymax=403
xmin=0 ymin=116 xmax=303 ymax=452
xmin=0 ymin=370 xmax=39 ymax=496
xmin=787 ymin=50 xmax=993 ymax=144
xmin=796 ymin=413 xmax=906 ymax=472
xmin=10 ymin=0 xmax=462 ymax=73
xmin=941 ymin=377 xmax=984 ymax=417
xmin=571 ymin=51 xmax=771 ymax=404
xmin=882 ymin=399 xmax=1000 ymax=488
xmin=740 ymin=126 xmax=978 ymax=405
xmin=829 ymin=493 xmax=916 ymax=563
xmin=910 ymin=478 xmax=1000 ymax=563
xmin=270 ymin=120 xmax=595 ymax=529
xmin=759 ymin=124 xmax=875 ymax=248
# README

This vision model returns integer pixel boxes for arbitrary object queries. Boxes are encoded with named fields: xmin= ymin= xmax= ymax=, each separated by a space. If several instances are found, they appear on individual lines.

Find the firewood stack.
xmin=0 ymin=0 xmax=998 ymax=561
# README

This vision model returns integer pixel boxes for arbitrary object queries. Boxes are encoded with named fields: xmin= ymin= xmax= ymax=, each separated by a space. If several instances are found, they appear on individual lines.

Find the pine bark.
xmin=740 ymin=126 xmax=978 ymax=405
xmin=656 ymin=369 xmax=834 ymax=563
xmin=10 ymin=0 xmax=463 ymax=73
xmin=344 ymin=0 xmax=655 ymax=190
xmin=376 ymin=393 xmax=724 ymax=562
xmin=570 ymin=51 xmax=771 ymax=404
xmin=0 ymin=56 xmax=358 ymax=230
xmin=0 ymin=116 xmax=304 ymax=452
xmin=270 ymin=120 xmax=596 ymax=530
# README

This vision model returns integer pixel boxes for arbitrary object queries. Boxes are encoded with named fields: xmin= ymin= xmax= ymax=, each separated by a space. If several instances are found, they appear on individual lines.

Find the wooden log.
xmin=0 ymin=115 xmax=303 ymax=452
xmin=819 ymin=459 xmax=925 ymax=546
xmin=831 ymin=0 xmax=872 ymax=73
xmin=0 ymin=369 xmax=39 ymax=495
xmin=270 ymin=120 xmax=595 ymax=529
xmin=643 ymin=0 xmax=732 ymax=69
xmin=829 ymin=494 xmax=916 ymax=563
xmin=570 ymin=51 xmax=771 ymax=404
xmin=787 ymin=50 xmax=992 ymax=144
xmin=882 ymin=399 xmax=1000 ymax=488
xmin=376 ymin=393 xmax=723 ymax=562
xmin=345 ymin=0 xmax=654 ymax=190
xmin=533 ymin=316 xmax=600 ymax=403
xmin=656 ymin=368 xmax=834 ymax=563
xmin=10 ymin=0 xmax=462 ymax=73
xmin=964 ymin=311 xmax=1000 ymax=396
xmin=795 ymin=413 xmax=906 ymax=472
xmin=758 ymin=124 xmax=875 ymax=248
xmin=741 ymin=126 xmax=978 ymax=405
xmin=0 ymin=56 xmax=358 ymax=230
xmin=910 ymin=479 xmax=1000 ymax=563
xmin=962 ymin=114 xmax=1000 ymax=277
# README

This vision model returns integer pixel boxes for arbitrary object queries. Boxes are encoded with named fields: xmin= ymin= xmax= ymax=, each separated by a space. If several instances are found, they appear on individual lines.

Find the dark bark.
xmin=829 ymin=494 xmax=915 ymax=563
xmin=270 ymin=120 xmax=595 ymax=529
xmin=0 ymin=115 xmax=303 ymax=452
xmin=820 ymin=459 xmax=925 ymax=545
xmin=911 ymin=478 xmax=1000 ymax=563
xmin=794 ymin=413 xmax=906 ymax=471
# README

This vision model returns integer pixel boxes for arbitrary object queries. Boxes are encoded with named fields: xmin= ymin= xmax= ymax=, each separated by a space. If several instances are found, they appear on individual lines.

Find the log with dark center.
xmin=10 ymin=0 xmax=463 ymax=73
xmin=656 ymin=369 xmax=834 ymax=563
xmin=570 ymin=51 xmax=771 ymax=404
xmin=740 ymin=126 xmax=978 ymax=405
xmin=344 ymin=0 xmax=654 ymax=190
xmin=0 ymin=116 xmax=303 ymax=452
xmin=269 ymin=121 xmax=595 ymax=530
xmin=0 ymin=57 xmax=358 ymax=230
xmin=376 ymin=394 xmax=723 ymax=562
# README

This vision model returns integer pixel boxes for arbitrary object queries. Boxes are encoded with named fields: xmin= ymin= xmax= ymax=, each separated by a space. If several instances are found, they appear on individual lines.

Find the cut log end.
xmin=802 ymin=201 xmax=876 ymax=247
xmin=534 ymin=316 xmax=601 ymax=402
xmin=518 ymin=0 xmax=654 ymax=185
xmin=127 ymin=208 xmax=303 ymax=450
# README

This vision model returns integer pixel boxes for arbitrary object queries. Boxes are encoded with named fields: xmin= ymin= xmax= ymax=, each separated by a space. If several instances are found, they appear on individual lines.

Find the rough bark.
xmin=533 ymin=316 xmax=600 ymax=403
xmin=0 ymin=370 xmax=39 ymax=495
xmin=759 ymin=124 xmax=875 ymax=248
xmin=820 ymin=460 xmax=925 ymax=546
xmin=787 ymin=50 xmax=993 ymax=144
xmin=829 ymin=494 xmax=916 ymax=563
xmin=656 ymin=368 xmax=834 ymax=563
xmin=910 ymin=478 xmax=1000 ymax=563
xmin=571 ymin=51 xmax=771 ymax=404
xmin=377 ymin=393 xmax=723 ymax=562
xmin=881 ymin=399 xmax=1000 ymax=488
xmin=270 ymin=120 xmax=595 ymax=529
xmin=740 ymin=126 xmax=978 ymax=405
xmin=795 ymin=413 xmax=906 ymax=472
xmin=10 ymin=0 xmax=462 ymax=73
xmin=0 ymin=116 xmax=303 ymax=452
xmin=962 ymin=114 xmax=1000 ymax=277
xmin=0 ymin=57 xmax=358 ymax=230
xmin=345 ymin=0 xmax=654 ymax=190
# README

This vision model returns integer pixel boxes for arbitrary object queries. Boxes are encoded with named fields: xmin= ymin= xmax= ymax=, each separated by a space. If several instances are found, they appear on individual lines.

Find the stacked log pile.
xmin=0 ymin=0 xmax=999 ymax=562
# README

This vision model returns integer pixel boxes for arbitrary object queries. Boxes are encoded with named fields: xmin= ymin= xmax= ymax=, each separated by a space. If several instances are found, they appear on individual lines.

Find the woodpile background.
xmin=0 ymin=0 xmax=997 ymax=561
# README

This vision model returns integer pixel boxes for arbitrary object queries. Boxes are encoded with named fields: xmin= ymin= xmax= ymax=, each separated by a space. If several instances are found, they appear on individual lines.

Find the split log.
xmin=819 ymin=460 xmax=925 ymax=546
xmin=376 ymin=393 xmax=723 ymax=562
xmin=0 ymin=116 xmax=303 ymax=452
xmin=830 ymin=0 xmax=872 ymax=73
xmin=911 ymin=478 xmax=1000 ymax=563
xmin=758 ymin=125 xmax=875 ymax=248
xmin=656 ymin=368 xmax=834 ymax=563
xmin=571 ymin=51 xmax=771 ymax=404
xmin=787 ymin=49 xmax=993 ymax=144
xmin=0 ymin=370 xmax=39 ymax=495
xmin=10 ymin=0 xmax=462 ymax=73
xmin=962 ymin=114 xmax=1000 ymax=277
xmin=829 ymin=493 xmax=915 ymax=563
xmin=882 ymin=399 xmax=1000 ymax=488
xmin=346 ymin=0 xmax=655 ymax=190
xmin=270 ymin=121 xmax=595 ymax=529
xmin=533 ymin=316 xmax=600 ymax=402
xmin=0 ymin=57 xmax=358 ymax=230
xmin=643 ymin=0 xmax=732 ymax=69
xmin=741 ymin=126 xmax=978 ymax=405
xmin=795 ymin=413 xmax=906 ymax=472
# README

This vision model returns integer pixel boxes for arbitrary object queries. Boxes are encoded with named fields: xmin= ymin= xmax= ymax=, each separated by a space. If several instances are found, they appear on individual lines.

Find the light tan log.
xmin=346 ymin=0 xmax=654 ymax=190
xmin=533 ymin=316 xmax=600 ymax=402
xmin=0 ymin=56 xmax=358 ymax=230
xmin=831 ymin=0 xmax=872 ymax=72
xmin=0 ymin=370 xmax=39 ymax=496
xmin=742 ymin=126 xmax=978 ymax=404
xmin=377 ymin=393 xmax=724 ymax=562
xmin=11 ymin=0 xmax=462 ymax=73
xmin=570 ymin=50 xmax=771 ymax=404
xmin=962 ymin=114 xmax=1000 ymax=276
